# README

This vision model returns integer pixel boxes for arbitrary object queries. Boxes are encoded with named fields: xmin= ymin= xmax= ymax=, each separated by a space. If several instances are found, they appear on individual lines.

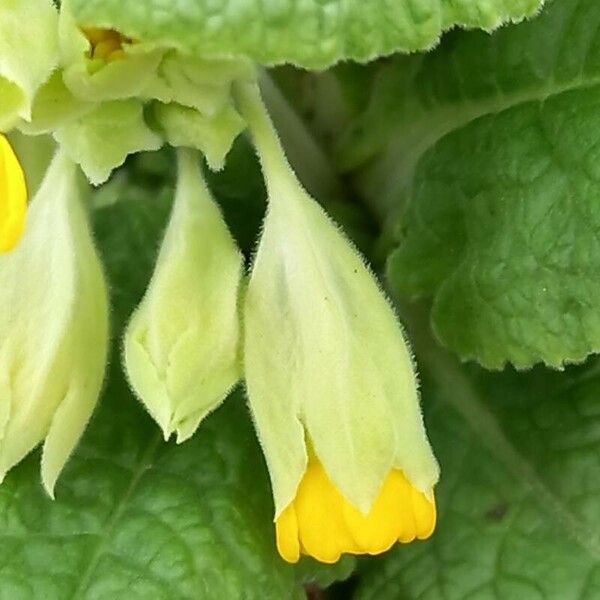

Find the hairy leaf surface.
xmin=69 ymin=0 xmax=544 ymax=69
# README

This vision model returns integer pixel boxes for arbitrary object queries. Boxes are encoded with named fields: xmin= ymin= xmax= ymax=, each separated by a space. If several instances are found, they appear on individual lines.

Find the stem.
xmin=259 ymin=72 xmax=344 ymax=202
xmin=235 ymin=81 xmax=293 ymax=184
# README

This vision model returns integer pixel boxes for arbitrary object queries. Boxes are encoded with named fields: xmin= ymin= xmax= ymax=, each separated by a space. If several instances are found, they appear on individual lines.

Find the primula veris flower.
xmin=124 ymin=149 xmax=243 ymax=442
xmin=0 ymin=0 xmax=59 ymax=129
xmin=0 ymin=151 xmax=108 ymax=494
xmin=237 ymin=83 xmax=439 ymax=563
xmin=0 ymin=135 xmax=27 ymax=252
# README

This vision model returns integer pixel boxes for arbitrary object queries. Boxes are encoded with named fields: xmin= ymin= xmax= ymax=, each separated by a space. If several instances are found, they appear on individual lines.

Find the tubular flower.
xmin=276 ymin=452 xmax=436 ymax=564
xmin=124 ymin=149 xmax=243 ymax=442
xmin=0 ymin=151 xmax=109 ymax=494
xmin=0 ymin=135 xmax=27 ymax=252
xmin=237 ymin=82 xmax=439 ymax=563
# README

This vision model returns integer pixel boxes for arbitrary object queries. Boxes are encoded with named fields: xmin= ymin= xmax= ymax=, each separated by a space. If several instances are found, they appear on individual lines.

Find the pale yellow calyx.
xmin=0 ymin=135 xmax=27 ymax=252
xmin=81 ymin=27 xmax=132 ymax=64
xmin=276 ymin=455 xmax=436 ymax=564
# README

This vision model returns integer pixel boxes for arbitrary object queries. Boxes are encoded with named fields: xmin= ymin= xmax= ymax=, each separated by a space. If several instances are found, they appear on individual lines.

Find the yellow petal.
xmin=93 ymin=38 xmax=122 ymax=60
xmin=80 ymin=26 xmax=111 ymax=46
xmin=275 ymin=504 xmax=300 ymax=564
xmin=342 ymin=470 xmax=406 ymax=555
xmin=396 ymin=471 xmax=418 ymax=543
xmin=411 ymin=484 xmax=437 ymax=539
xmin=294 ymin=458 xmax=359 ymax=563
xmin=0 ymin=135 xmax=27 ymax=252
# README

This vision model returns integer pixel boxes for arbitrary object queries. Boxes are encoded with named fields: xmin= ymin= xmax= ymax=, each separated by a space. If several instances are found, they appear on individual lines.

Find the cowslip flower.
xmin=236 ymin=82 xmax=439 ymax=563
xmin=124 ymin=149 xmax=243 ymax=442
xmin=0 ymin=149 xmax=108 ymax=493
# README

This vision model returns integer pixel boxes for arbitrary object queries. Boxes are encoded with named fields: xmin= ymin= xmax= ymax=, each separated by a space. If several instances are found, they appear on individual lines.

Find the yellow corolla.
xmin=0 ymin=135 xmax=27 ymax=252
xmin=276 ymin=454 xmax=436 ymax=564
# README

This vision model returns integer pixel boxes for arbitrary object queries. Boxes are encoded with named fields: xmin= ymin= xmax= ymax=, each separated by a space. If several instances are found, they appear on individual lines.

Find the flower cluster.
xmin=0 ymin=0 xmax=439 ymax=563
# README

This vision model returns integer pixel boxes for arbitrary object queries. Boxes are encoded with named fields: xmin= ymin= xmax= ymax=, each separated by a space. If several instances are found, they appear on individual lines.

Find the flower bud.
xmin=0 ymin=151 xmax=109 ymax=494
xmin=124 ymin=149 xmax=243 ymax=442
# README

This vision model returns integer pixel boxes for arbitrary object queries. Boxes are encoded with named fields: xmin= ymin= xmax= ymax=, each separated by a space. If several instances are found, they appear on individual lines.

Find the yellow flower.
xmin=0 ymin=134 xmax=27 ymax=252
xmin=276 ymin=453 xmax=436 ymax=564
xmin=235 ymin=81 xmax=439 ymax=564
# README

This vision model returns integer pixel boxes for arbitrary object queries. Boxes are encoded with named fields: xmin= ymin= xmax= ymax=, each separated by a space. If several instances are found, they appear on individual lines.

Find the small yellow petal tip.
xmin=0 ymin=135 xmax=27 ymax=253
xmin=274 ymin=456 xmax=437 ymax=564
xmin=275 ymin=505 xmax=301 ymax=564
xmin=80 ymin=26 xmax=133 ymax=64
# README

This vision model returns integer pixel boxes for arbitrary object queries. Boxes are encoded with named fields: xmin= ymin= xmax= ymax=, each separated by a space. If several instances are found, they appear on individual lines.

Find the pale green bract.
xmin=0 ymin=151 xmax=108 ymax=495
xmin=154 ymin=103 xmax=246 ymax=171
xmin=69 ymin=0 xmax=545 ymax=69
xmin=54 ymin=100 xmax=162 ymax=186
xmin=124 ymin=149 xmax=243 ymax=443
xmin=238 ymin=83 xmax=439 ymax=516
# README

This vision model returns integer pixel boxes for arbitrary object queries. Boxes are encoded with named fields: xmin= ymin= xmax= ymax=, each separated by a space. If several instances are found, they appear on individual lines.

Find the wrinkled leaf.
xmin=70 ymin=0 xmax=544 ymax=69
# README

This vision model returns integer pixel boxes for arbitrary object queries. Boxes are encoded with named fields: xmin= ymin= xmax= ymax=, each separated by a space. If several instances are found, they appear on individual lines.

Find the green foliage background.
xmin=3 ymin=0 xmax=600 ymax=598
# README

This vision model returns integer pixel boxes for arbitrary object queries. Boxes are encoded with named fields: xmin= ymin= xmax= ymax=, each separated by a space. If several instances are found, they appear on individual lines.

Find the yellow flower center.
xmin=0 ymin=135 xmax=27 ymax=253
xmin=276 ymin=455 xmax=436 ymax=564
xmin=81 ymin=27 xmax=133 ymax=63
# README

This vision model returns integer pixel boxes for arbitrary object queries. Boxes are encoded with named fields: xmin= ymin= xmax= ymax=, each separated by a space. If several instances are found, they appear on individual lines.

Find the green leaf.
xmin=341 ymin=0 xmax=600 ymax=368
xmin=0 ymin=162 xmax=353 ymax=598
xmin=339 ymin=0 xmax=600 ymax=195
xmin=68 ymin=0 xmax=544 ymax=70
xmin=356 ymin=315 xmax=600 ymax=600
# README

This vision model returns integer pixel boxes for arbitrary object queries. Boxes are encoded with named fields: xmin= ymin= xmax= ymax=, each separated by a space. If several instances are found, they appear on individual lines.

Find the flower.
xmin=236 ymin=82 xmax=439 ymax=563
xmin=0 ymin=150 xmax=109 ymax=494
xmin=124 ymin=149 xmax=243 ymax=442
xmin=0 ymin=135 xmax=27 ymax=252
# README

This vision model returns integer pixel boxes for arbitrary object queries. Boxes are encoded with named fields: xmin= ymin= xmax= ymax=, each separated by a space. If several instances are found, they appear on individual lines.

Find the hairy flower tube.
xmin=237 ymin=83 xmax=439 ymax=563
xmin=0 ymin=151 xmax=108 ymax=494
xmin=0 ymin=135 xmax=27 ymax=252
xmin=124 ymin=149 xmax=243 ymax=442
